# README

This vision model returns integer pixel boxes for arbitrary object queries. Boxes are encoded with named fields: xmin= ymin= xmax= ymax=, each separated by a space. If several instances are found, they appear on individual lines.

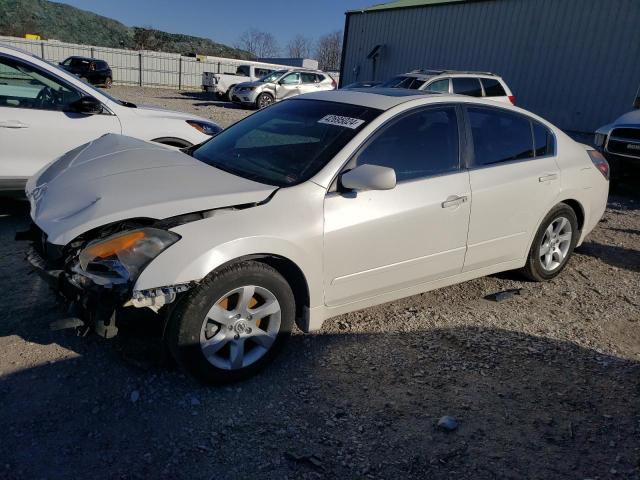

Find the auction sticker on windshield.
xmin=318 ymin=115 xmax=365 ymax=129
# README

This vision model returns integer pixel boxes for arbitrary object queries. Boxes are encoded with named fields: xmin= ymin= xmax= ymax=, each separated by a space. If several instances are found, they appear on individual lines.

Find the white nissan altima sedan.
xmin=23 ymin=89 xmax=609 ymax=383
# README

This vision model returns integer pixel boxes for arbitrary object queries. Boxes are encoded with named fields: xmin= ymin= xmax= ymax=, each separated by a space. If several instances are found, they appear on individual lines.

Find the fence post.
xmin=138 ymin=53 xmax=143 ymax=87
xmin=217 ymin=62 xmax=220 ymax=74
xmin=178 ymin=57 xmax=182 ymax=90
xmin=90 ymin=47 xmax=94 ymax=58
xmin=40 ymin=41 xmax=45 ymax=59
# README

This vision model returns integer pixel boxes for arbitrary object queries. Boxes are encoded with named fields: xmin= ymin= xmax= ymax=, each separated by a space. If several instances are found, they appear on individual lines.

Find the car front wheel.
xmin=168 ymin=262 xmax=295 ymax=384
xmin=521 ymin=203 xmax=579 ymax=281
xmin=256 ymin=92 xmax=274 ymax=109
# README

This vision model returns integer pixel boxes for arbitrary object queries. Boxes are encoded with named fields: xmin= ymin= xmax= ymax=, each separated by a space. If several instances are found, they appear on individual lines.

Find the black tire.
xmin=167 ymin=261 xmax=295 ymax=384
xmin=521 ymin=203 xmax=579 ymax=282
xmin=104 ymin=76 xmax=113 ymax=88
xmin=256 ymin=92 xmax=274 ymax=109
xmin=224 ymin=85 xmax=236 ymax=102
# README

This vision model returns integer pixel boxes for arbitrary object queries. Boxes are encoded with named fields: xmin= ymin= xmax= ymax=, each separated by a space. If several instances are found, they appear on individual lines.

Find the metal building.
xmin=340 ymin=0 xmax=640 ymax=133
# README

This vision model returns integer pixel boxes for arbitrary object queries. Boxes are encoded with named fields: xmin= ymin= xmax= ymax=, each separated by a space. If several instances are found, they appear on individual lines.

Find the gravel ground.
xmin=109 ymin=85 xmax=252 ymax=128
xmin=0 ymin=86 xmax=639 ymax=479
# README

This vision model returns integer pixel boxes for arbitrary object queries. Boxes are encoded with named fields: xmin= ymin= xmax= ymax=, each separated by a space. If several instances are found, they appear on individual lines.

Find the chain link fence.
xmin=0 ymin=35 xmax=260 ymax=89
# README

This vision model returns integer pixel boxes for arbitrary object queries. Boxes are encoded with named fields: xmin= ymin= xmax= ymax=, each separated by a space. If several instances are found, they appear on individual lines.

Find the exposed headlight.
xmin=79 ymin=228 xmax=180 ymax=283
xmin=594 ymin=132 xmax=607 ymax=148
xmin=186 ymin=120 xmax=222 ymax=136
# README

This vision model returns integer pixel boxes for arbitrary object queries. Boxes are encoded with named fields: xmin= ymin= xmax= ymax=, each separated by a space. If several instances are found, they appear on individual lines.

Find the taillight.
xmin=508 ymin=95 xmax=516 ymax=105
xmin=331 ymin=79 xmax=337 ymax=89
xmin=588 ymin=150 xmax=609 ymax=180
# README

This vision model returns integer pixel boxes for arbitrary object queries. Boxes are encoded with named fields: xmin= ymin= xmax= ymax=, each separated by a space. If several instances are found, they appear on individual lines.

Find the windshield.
xmin=191 ymin=99 xmax=382 ymax=187
xmin=259 ymin=70 xmax=288 ymax=83
xmin=380 ymin=75 xmax=427 ymax=89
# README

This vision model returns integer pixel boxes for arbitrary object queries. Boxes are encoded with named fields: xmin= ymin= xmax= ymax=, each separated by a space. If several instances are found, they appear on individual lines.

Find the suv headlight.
xmin=186 ymin=120 xmax=222 ymax=136
xmin=79 ymin=228 xmax=180 ymax=282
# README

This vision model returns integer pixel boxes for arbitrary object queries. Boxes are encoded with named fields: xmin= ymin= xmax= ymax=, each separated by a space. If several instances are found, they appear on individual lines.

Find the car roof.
xmin=66 ymin=56 xmax=103 ymax=62
xmin=294 ymin=88 xmax=442 ymax=110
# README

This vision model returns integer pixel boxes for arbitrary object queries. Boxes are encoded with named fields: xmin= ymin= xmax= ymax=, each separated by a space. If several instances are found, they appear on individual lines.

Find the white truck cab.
xmin=202 ymin=63 xmax=282 ymax=100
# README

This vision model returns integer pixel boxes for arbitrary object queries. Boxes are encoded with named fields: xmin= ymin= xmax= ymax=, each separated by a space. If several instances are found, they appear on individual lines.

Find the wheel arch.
xmin=200 ymin=254 xmax=311 ymax=332
xmin=559 ymin=198 xmax=585 ymax=231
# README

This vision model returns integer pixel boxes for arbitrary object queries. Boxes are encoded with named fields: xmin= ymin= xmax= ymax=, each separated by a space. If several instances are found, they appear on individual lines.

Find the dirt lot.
xmin=1 ymin=87 xmax=639 ymax=479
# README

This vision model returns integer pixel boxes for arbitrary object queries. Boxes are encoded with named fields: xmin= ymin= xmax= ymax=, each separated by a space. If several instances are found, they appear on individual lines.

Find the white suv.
xmin=0 ymin=44 xmax=221 ymax=192
xmin=379 ymin=69 xmax=515 ymax=105
xmin=24 ymin=89 xmax=608 ymax=383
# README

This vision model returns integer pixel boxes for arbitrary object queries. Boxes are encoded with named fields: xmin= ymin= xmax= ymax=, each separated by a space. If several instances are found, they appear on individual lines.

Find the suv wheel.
xmin=521 ymin=203 xmax=578 ymax=281
xmin=168 ymin=262 xmax=295 ymax=384
xmin=256 ymin=92 xmax=274 ymax=109
xmin=104 ymin=76 xmax=113 ymax=88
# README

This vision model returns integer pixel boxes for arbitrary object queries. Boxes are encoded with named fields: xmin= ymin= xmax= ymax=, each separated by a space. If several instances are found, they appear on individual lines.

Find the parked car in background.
xmin=380 ymin=69 xmax=515 ymax=105
xmin=594 ymin=107 xmax=640 ymax=181
xmin=0 ymin=44 xmax=221 ymax=192
xmin=232 ymin=68 xmax=336 ymax=108
xmin=202 ymin=63 xmax=280 ymax=100
xmin=342 ymin=81 xmax=382 ymax=89
xmin=24 ymin=88 xmax=608 ymax=383
xmin=60 ymin=56 xmax=113 ymax=87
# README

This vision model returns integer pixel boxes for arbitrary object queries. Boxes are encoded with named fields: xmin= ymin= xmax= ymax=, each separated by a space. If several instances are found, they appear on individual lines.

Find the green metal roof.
xmin=350 ymin=0 xmax=469 ymax=13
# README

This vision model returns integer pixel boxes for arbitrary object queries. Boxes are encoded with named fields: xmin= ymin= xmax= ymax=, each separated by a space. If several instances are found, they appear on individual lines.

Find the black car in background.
xmin=59 ymin=56 xmax=113 ymax=87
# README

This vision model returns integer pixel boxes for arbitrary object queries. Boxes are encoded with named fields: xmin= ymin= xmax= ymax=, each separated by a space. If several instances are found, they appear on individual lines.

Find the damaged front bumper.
xmin=25 ymin=245 xmax=193 ymax=339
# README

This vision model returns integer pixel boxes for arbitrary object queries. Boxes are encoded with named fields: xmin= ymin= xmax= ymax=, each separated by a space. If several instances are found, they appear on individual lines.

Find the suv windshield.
xmin=192 ymin=99 xmax=382 ymax=187
xmin=380 ymin=75 xmax=428 ymax=89
xmin=259 ymin=70 xmax=288 ymax=83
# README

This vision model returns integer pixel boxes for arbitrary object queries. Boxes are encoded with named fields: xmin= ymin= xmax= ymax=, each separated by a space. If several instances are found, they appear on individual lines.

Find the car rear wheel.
xmin=256 ymin=92 xmax=274 ymax=109
xmin=521 ymin=203 xmax=578 ymax=281
xmin=104 ymin=76 xmax=113 ymax=88
xmin=168 ymin=261 xmax=295 ymax=384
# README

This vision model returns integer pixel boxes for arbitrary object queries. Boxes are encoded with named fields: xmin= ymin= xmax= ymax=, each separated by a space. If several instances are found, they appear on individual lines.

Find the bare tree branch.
xmin=315 ymin=30 xmax=342 ymax=71
xmin=286 ymin=34 xmax=313 ymax=58
xmin=236 ymin=29 xmax=280 ymax=58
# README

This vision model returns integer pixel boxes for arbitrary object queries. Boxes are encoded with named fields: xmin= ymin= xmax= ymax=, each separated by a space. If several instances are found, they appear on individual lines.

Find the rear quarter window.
xmin=481 ymin=78 xmax=506 ymax=97
xmin=533 ymin=121 xmax=555 ymax=156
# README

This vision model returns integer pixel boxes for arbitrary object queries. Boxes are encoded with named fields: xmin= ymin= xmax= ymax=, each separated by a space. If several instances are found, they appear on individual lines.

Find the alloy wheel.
xmin=539 ymin=216 xmax=573 ymax=271
xmin=199 ymin=285 xmax=281 ymax=370
xmin=258 ymin=94 xmax=273 ymax=108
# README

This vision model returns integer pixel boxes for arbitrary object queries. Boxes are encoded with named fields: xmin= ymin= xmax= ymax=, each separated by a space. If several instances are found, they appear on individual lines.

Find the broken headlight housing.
xmin=78 ymin=228 xmax=180 ymax=283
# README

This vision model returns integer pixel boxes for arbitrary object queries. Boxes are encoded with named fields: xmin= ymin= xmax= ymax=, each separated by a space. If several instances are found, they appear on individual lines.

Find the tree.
xmin=286 ymin=34 xmax=313 ymax=59
xmin=133 ymin=26 xmax=159 ymax=50
xmin=315 ymin=30 xmax=342 ymax=71
xmin=236 ymin=29 xmax=280 ymax=58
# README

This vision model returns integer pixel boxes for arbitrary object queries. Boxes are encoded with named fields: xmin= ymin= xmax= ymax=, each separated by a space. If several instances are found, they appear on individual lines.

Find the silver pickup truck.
xmin=202 ymin=64 xmax=277 ymax=100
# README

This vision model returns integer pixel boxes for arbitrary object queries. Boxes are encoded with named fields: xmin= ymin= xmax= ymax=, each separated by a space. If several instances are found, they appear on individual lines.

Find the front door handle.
xmin=442 ymin=195 xmax=468 ymax=208
xmin=539 ymin=173 xmax=558 ymax=182
xmin=0 ymin=120 xmax=29 ymax=129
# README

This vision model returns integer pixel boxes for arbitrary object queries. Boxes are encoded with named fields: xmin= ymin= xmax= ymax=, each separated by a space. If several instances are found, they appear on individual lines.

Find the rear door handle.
xmin=0 ymin=120 xmax=29 ymax=129
xmin=442 ymin=195 xmax=468 ymax=208
xmin=538 ymin=173 xmax=558 ymax=182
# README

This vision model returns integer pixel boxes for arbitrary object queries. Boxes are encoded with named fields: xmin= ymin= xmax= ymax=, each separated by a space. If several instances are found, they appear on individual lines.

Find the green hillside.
xmin=0 ymin=0 xmax=253 ymax=59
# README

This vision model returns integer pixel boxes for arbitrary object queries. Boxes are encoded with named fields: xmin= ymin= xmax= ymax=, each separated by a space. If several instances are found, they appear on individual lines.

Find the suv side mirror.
xmin=341 ymin=164 xmax=396 ymax=191
xmin=67 ymin=96 xmax=103 ymax=115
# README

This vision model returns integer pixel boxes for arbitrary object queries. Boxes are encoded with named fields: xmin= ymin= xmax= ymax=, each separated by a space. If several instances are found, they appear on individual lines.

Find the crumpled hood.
xmin=27 ymin=134 xmax=276 ymax=245
xmin=235 ymin=80 xmax=265 ymax=89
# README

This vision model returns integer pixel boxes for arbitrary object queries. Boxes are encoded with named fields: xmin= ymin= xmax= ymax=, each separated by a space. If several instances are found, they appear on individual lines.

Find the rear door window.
xmin=481 ymin=78 xmax=506 ymax=97
xmin=452 ymin=77 xmax=483 ymax=97
xmin=301 ymin=73 xmax=317 ymax=84
xmin=467 ymin=106 xmax=534 ymax=166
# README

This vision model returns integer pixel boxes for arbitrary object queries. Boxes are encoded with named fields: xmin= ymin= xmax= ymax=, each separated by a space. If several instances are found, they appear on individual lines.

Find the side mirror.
xmin=67 ymin=96 xmax=103 ymax=115
xmin=340 ymin=164 xmax=396 ymax=192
